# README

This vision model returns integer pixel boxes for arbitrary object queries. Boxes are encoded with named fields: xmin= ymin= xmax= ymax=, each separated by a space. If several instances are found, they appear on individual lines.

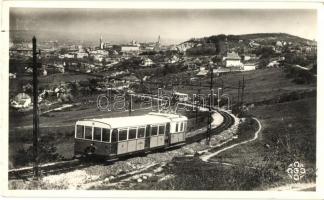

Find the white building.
xmin=166 ymin=55 xmax=179 ymax=64
xmin=11 ymin=93 xmax=32 ymax=109
xmin=9 ymin=73 xmax=16 ymax=79
xmin=60 ymin=53 xmax=75 ymax=59
xmin=243 ymin=54 xmax=257 ymax=61
xmin=267 ymin=60 xmax=280 ymax=68
xmin=93 ymin=54 xmax=104 ymax=62
xmin=243 ymin=63 xmax=256 ymax=71
xmin=224 ymin=52 xmax=242 ymax=68
xmin=197 ymin=67 xmax=208 ymax=76
xmin=76 ymin=52 xmax=89 ymax=59
xmin=121 ymin=46 xmax=140 ymax=52
xmin=140 ymin=58 xmax=154 ymax=66
xmin=55 ymin=64 xmax=65 ymax=73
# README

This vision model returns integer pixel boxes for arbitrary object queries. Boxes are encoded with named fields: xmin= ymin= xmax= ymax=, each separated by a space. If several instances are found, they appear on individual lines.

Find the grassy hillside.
xmin=187 ymin=33 xmax=315 ymax=45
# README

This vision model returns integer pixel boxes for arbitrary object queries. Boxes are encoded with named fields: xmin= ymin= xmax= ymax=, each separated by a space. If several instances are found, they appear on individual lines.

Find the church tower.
xmin=99 ymin=35 xmax=104 ymax=49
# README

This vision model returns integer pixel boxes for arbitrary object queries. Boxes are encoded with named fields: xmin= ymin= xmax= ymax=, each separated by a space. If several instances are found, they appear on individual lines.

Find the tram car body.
xmin=74 ymin=112 xmax=188 ymax=158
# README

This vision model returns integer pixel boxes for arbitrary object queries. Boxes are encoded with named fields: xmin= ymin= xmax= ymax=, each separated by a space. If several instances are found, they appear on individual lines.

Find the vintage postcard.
xmin=1 ymin=0 xmax=323 ymax=199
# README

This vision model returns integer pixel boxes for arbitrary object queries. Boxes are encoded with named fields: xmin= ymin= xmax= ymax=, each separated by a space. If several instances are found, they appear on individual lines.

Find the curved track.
xmin=9 ymin=109 xmax=235 ymax=180
xmin=185 ymin=110 xmax=234 ymax=144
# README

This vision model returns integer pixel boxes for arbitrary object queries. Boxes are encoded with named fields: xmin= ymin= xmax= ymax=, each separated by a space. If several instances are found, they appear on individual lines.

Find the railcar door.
xmin=136 ymin=127 xmax=146 ymax=151
xmin=150 ymin=125 xmax=159 ymax=148
xmin=178 ymin=122 xmax=185 ymax=142
xmin=117 ymin=129 xmax=128 ymax=155
xmin=110 ymin=129 xmax=118 ymax=155
xmin=144 ymin=125 xmax=151 ymax=149
xmin=127 ymin=128 xmax=137 ymax=153
xmin=170 ymin=122 xmax=179 ymax=144
xmin=157 ymin=124 xmax=165 ymax=146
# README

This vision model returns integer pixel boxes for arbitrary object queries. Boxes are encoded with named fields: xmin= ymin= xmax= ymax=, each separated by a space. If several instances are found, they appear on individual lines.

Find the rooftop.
xmin=77 ymin=112 xmax=187 ymax=129
xmin=226 ymin=52 xmax=241 ymax=60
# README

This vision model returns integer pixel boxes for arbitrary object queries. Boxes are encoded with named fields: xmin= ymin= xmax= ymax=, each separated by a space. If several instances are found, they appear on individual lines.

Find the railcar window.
xmin=76 ymin=125 xmax=84 ymax=138
xmin=146 ymin=125 xmax=151 ymax=136
xmin=119 ymin=129 xmax=128 ymax=141
xmin=102 ymin=128 xmax=111 ymax=142
xmin=85 ymin=126 xmax=92 ymax=140
xmin=138 ymin=127 xmax=145 ymax=138
xmin=111 ymin=129 xmax=118 ymax=142
xmin=129 ymin=128 xmax=137 ymax=140
xmin=180 ymin=123 xmax=184 ymax=132
xmin=184 ymin=122 xmax=187 ymax=132
xmin=151 ymin=126 xmax=158 ymax=136
xmin=176 ymin=123 xmax=179 ymax=132
xmin=158 ymin=125 xmax=165 ymax=135
xmin=93 ymin=127 xmax=101 ymax=141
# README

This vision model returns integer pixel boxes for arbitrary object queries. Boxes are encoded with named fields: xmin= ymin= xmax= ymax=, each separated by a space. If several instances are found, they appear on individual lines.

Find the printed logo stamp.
xmin=286 ymin=161 xmax=306 ymax=181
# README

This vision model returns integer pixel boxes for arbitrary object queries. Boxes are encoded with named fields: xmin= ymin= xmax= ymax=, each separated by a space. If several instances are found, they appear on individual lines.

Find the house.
xmin=224 ymin=52 xmax=242 ymax=68
xmin=196 ymin=67 xmax=208 ymax=76
xmin=144 ymin=46 xmax=155 ymax=51
xmin=212 ymin=67 xmax=231 ymax=75
xmin=42 ymin=68 xmax=48 ymax=76
xmin=121 ymin=46 xmax=140 ymax=52
xmin=243 ymin=54 xmax=257 ymax=61
xmin=93 ymin=54 xmax=104 ymax=62
xmin=9 ymin=73 xmax=16 ymax=79
xmin=54 ymin=64 xmax=65 ymax=73
xmin=249 ymin=40 xmax=260 ymax=48
xmin=276 ymin=41 xmax=283 ymax=47
xmin=10 ymin=93 xmax=32 ymax=109
xmin=140 ymin=58 xmax=154 ymax=67
xmin=242 ymin=63 xmax=257 ymax=71
xmin=267 ymin=60 xmax=280 ymax=68
xmin=76 ymin=52 xmax=89 ymax=59
xmin=166 ymin=55 xmax=180 ymax=64
xmin=63 ymin=53 xmax=75 ymax=59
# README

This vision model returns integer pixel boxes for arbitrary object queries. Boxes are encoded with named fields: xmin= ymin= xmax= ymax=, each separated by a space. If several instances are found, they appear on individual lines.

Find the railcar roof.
xmin=77 ymin=112 xmax=187 ymax=128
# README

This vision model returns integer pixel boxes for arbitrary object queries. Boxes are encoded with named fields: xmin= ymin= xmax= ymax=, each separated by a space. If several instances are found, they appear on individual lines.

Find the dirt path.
xmin=200 ymin=117 xmax=262 ymax=162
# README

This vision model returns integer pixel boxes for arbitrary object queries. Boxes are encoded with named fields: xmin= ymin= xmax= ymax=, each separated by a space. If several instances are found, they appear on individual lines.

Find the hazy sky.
xmin=10 ymin=8 xmax=317 ymax=44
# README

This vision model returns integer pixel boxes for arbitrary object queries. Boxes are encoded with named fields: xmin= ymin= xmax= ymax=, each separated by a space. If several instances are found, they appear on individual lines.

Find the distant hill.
xmin=185 ymin=33 xmax=316 ymax=46
xmin=176 ymin=33 xmax=316 ymax=56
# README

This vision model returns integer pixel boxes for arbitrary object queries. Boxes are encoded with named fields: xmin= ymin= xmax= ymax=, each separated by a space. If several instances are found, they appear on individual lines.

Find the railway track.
xmin=9 ymin=109 xmax=235 ymax=180
xmin=185 ymin=110 xmax=235 ymax=144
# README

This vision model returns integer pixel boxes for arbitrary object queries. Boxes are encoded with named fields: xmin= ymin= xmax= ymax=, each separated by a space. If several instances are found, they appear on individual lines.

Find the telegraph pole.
xmin=237 ymin=80 xmax=241 ymax=106
xmin=128 ymin=93 xmax=132 ymax=116
xmin=195 ymin=88 xmax=201 ymax=124
xmin=32 ymin=36 xmax=39 ymax=179
xmin=241 ymin=76 xmax=245 ymax=107
xmin=157 ymin=88 xmax=162 ymax=112
xmin=206 ymin=62 xmax=213 ymax=145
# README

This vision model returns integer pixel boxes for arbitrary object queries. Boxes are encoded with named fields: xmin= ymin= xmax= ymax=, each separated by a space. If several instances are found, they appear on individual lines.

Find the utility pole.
xmin=157 ymin=88 xmax=161 ymax=112
xmin=237 ymin=80 xmax=241 ymax=106
xmin=32 ymin=36 xmax=39 ymax=179
xmin=128 ymin=92 xmax=132 ymax=116
xmin=241 ymin=76 xmax=245 ymax=107
xmin=217 ymin=88 xmax=222 ymax=108
xmin=195 ymin=88 xmax=201 ymax=124
xmin=206 ymin=63 xmax=213 ymax=145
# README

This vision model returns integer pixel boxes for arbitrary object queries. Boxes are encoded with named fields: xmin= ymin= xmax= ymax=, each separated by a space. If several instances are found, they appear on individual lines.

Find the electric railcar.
xmin=74 ymin=112 xmax=188 ymax=158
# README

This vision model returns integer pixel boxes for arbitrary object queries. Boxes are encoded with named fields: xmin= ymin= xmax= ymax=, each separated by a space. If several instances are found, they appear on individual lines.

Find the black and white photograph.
xmin=2 ymin=1 xmax=323 ymax=197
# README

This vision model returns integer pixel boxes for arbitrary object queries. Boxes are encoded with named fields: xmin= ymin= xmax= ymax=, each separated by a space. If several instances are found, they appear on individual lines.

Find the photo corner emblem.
xmin=286 ymin=161 xmax=306 ymax=181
